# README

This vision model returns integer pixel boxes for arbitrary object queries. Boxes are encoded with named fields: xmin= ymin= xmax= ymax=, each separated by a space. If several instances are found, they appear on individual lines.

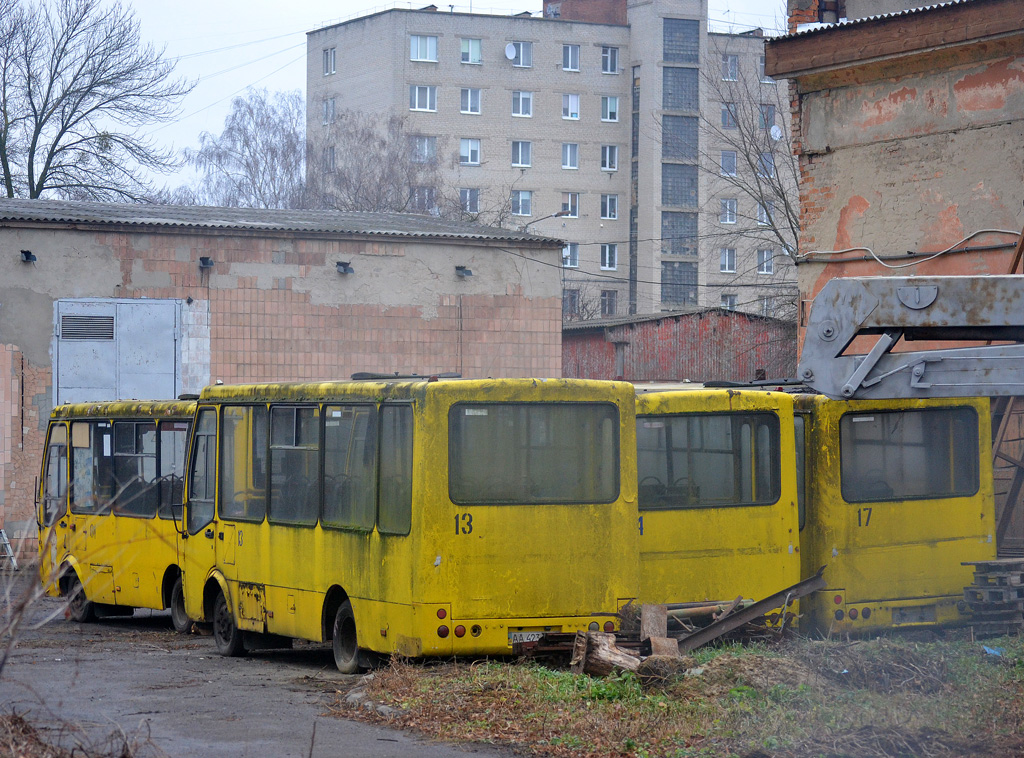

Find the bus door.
xmin=182 ymin=407 xmax=219 ymax=621
xmin=39 ymin=423 xmax=70 ymax=591
xmin=111 ymin=420 xmax=162 ymax=608
xmin=218 ymin=405 xmax=270 ymax=632
xmin=68 ymin=420 xmax=117 ymax=605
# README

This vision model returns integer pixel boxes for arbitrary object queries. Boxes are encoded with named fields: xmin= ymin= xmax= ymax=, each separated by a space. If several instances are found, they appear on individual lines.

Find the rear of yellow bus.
xmin=634 ymin=388 xmax=801 ymax=609
xmin=395 ymin=378 xmax=639 ymax=657
xmin=797 ymin=395 xmax=996 ymax=634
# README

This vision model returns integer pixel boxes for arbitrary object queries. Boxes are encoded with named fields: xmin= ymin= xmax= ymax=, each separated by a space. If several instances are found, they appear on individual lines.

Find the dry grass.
xmin=332 ymin=634 xmax=1024 ymax=758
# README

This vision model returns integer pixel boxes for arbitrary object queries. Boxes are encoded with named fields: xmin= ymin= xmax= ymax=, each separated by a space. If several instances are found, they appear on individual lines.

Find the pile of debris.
xmin=963 ymin=558 xmax=1024 ymax=637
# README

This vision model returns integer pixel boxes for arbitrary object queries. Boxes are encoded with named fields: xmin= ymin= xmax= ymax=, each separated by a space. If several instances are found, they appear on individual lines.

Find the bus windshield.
xmin=449 ymin=402 xmax=619 ymax=504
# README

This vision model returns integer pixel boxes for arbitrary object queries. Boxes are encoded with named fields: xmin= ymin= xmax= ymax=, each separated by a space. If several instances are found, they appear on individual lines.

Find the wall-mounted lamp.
xmin=456 ymin=265 xmax=473 ymax=278
xmin=198 ymin=256 xmax=214 ymax=270
xmin=20 ymin=250 xmax=36 ymax=263
xmin=336 ymin=261 xmax=355 ymax=275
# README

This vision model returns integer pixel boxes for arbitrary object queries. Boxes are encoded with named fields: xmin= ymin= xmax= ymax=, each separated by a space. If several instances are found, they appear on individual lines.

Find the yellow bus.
xmin=794 ymin=394 xmax=997 ymax=634
xmin=634 ymin=386 xmax=801 ymax=610
xmin=179 ymin=378 xmax=638 ymax=671
xmin=38 ymin=400 xmax=195 ymax=630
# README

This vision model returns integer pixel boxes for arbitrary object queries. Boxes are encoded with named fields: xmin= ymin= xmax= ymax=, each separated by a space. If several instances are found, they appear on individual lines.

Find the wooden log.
xmin=640 ymin=604 xmax=667 ymax=641
xmin=569 ymin=631 xmax=589 ymax=675
xmin=648 ymin=636 xmax=681 ymax=658
xmin=580 ymin=632 xmax=641 ymax=677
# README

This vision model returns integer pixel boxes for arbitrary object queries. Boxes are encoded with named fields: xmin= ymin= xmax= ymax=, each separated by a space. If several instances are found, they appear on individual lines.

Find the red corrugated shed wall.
xmin=562 ymin=311 xmax=797 ymax=382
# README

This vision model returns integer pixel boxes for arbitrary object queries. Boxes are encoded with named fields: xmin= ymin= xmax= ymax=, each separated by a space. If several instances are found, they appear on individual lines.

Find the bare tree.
xmin=0 ymin=0 xmax=193 ymax=201
xmin=185 ymin=89 xmax=306 ymax=209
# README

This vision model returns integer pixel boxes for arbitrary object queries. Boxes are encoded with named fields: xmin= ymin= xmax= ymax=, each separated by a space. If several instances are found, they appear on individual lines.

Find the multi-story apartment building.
xmin=306 ymin=0 xmax=795 ymax=319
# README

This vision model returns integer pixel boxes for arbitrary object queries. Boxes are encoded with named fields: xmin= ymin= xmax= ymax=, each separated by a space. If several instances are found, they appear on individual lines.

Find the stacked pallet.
xmin=963 ymin=559 xmax=1024 ymax=637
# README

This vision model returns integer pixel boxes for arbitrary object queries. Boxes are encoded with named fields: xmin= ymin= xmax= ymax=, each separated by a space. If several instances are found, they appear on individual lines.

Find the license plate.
xmin=509 ymin=631 xmax=544 ymax=644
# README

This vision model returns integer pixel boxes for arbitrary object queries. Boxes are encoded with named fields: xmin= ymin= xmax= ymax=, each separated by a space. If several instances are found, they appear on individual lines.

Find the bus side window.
xmin=378 ymin=405 xmax=413 ymax=536
xmin=323 ymin=405 xmax=378 ymax=531
xmin=220 ymin=406 xmax=268 ymax=522
xmin=42 ymin=424 xmax=69 ymax=527
xmin=269 ymin=406 xmax=321 ymax=526
xmin=112 ymin=421 xmax=159 ymax=517
xmin=157 ymin=421 xmax=190 ymax=520
xmin=188 ymin=409 xmax=217 ymax=534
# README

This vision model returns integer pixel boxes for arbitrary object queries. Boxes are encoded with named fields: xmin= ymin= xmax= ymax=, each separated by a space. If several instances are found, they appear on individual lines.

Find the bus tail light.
xmin=834 ymin=609 xmax=844 ymax=621
xmin=848 ymin=608 xmax=858 ymax=620
xmin=833 ymin=594 xmax=843 ymax=605
xmin=588 ymin=622 xmax=599 ymax=631
xmin=862 ymin=607 xmax=871 ymax=619
xmin=603 ymin=621 xmax=615 ymax=632
xmin=437 ymin=625 xmax=449 ymax=638
xmin=471 ymin=625 xmax=482 ymax=637
xmin=454 ymin=625 xmax=466 ymax=638
xmin=436 ymin=608 xmax=447 ymax=619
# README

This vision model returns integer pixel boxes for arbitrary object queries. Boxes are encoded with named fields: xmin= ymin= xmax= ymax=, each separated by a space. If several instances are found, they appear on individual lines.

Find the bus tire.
xmin=332 ymin=600 xmax=361 ymax=674
xmin=65 ymin=571 xmax=96 ymax=623
xmin=212 ymin=589 xmax=245 ymax=657
xmin=170 ymin=577 xmax=191 ymax=633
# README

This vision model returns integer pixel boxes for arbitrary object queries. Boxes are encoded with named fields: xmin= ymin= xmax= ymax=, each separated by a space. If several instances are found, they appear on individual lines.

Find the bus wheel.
xmin=332 ymin=600 xmax=361 ymax=674
xmin=65 ymin=572 xmax=96 ymax=623
xmin=170 ymin=577 xmax=191 ymax=633
xmin=212 ymin=589 xmax=245 ymax=657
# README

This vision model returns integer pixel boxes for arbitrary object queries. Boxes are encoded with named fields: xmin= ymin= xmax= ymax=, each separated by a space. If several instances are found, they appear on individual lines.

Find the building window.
xmin=721 ymin=102 xmax=737 ymax=129
xmin=562 ymin=142 xmax=579 ymax=169
xmin=721 ymin=53 xmax=739 ymax=81
xmin=759 ymin=55 xmax=774 ymax=83
xmin=460 ymin=188 xmax=480 ymax=213
xmin=563 ymin=289 xmax=580 ymax=318
xmin=663 ymin=18 xmax=699 ymax=64
xmin=601 ymin=194 xmax=618 ymax=219
xmin=758 ymin=200 xmax=774 ymax=226
xmin=661 ymin=115 xmax=697 ymax=160
xmin=511 ymin=189 xmax=532 ymax=216
xmin=511 ymin=41 xmax=532 ymax=67
xmin=720 ymin=248 xmax=736 ymax=273
xmin=663 ymin=67 xmax=698 ymax=111
xmin=410 ymin=135 xmax=436 ymax=163
xmin=562 ymin=93 xmax=580 ymax=119
xmin=563 ymin=44 xmax=579 ymax=71
xmin=562 ymin=243 xmax=579 ymax=268
xmin=600 ymin=290 xmax=617 ymax=317
xmin=459 ymin=138 xmax=480 ymax=166
xmin=601 ymin=96 xmax=619 ymax=122
xmin=461 ymin=38 xmax=482 ymax=64
xmin=511 ymin=140 xmax=531 ymax=167
xmin=601 ymin=46 xmax=619 ymax=73
xmin=322 ymin=98 xmax=336 ymax=125
xmin=761 ymin=296 xmax=773 ymax=316
xmin=662 ymin=260 xmax=698 ymax=305
xmin=512 ymin=90 xmax=533 ymax=117
xmin=410 ymin=35 xmax=437 ymax=62
xmin=324 ymin=145 xmax=336 ymax=173
xmin=661 ymin=212 xmax=697 ymax=256
xmin=662 ymin=163 xmax=697 ymax=206
xmin=760 ymin=104 xmax=776 ymax=129
xmin=720 ymin=150 xmax=737 ymax=176
xmin=601 ymin=145 xmax=618 ymax=171
xmin=720 ymin=198 xmax=738 ymax=224
xmin=409 ymin=186 xmax=436 ymax=213
xmin=323 ymin=48 xmax=336 ymax=75
xmin=561 ymin=192 xmax=579 ymax=218
xmin=461 ymin=87 xmax=481 ymax=114
xmin=757 ymin=249 xmax=774 ymax=274
xmin=721 ymin=294 xmax=737 ymax=310
xmin=601 ymin=243 xmax=617 ymax=270
xmin=409 ymin=85 xmax=437 ymax=112
xmin=758 ymin=152 xmax=775 ymax=178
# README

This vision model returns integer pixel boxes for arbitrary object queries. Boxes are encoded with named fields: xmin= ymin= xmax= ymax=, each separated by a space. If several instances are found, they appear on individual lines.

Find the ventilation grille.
xmin=61 ymin=315 xmax=115 ymax=340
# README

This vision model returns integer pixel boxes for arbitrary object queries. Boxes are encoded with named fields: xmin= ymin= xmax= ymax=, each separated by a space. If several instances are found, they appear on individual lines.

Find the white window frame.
xmin=757 ymin=249 xmax=774 ymax=275
xmin=562 ymin=143 xmax=579 ymax=169
xmin=511 ymin=140 xmax=531 ymax=167
xmin=324 ymin=145 xmax=336 ymax=173
xmin=720 ymin=198 xmax=737 ymax=224
xmin=410 ymin=35 xmax=438 ymax=62
xmin=409 ymin=185 xmax=437 ymax=213
xmin=600 ymin=194 xmax=618 ymax=219
xmin=562 ymin=44 xmax=579 ymax=71
xmin=410 ymin=135 xmax=436 ymax=163
xmin=601 ymin=46 xmax=619 ymax=74
xmin=759 ymin=55 xmax=774 ymax=83
xmin=512 ymin=91 xmax=533 ymax=117
xmin=761 ymin=296 xmax=772 ymax=317
xmin=562 ymin=242 xmax=579 ymax=268
xmin=512 ymin=41 xmax=532 ymax=68
xmin=720 ymin=150 xmax=737 ymax=176
xmin=721 ymin=53 xmax=738 ymax=81
xmin=562 ymin=93 xmax=580 ymax=120
xmin=720 ymin=247 xmax=736 ymax=273
xmin=601 ymin=243 xmax=618 ymax=270
xmin=323 ymin=48 xmax=336 ymax=75
xmin=409 ymin=85 xmax=437 ymax=112
xmin=757 ymin=201 xmax=774 ymax=226
xmin=601 ymin=144 xmax=618 ymax=171
xmin=461 ymin=38 xmax=482 ymax=64
xmin=460 ymin=87 xmax=481 ymax=114
xmin=460 ymin=188 xmax=480 ymax=214
xmin=760 ymin=104 xmax=776 ymax=130
xmin=721 ymin=102 xmax=737 ymax=129
xmin=322 ymin=98 xmax=336 ymax=125
xmin=721 ymin=294 xmax=737 ymax=311
xmin=601 ymin=96 xmax=619 ymax=122
xmin=600 ymin=290 xmax=617 ymax=317
xmin=561 ymin=192 xmax=579 ymax=218
xmin=511 ymin=189 xmax=532 ymax=216
xmin=758 ymin=151 xmax=775 ymax=178
xmin=459 ymin=138 xmax=480 ymax=166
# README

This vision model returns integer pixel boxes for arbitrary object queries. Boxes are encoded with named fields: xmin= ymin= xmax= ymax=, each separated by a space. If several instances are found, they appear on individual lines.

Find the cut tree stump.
xmin=573 ymin=632 xmax=641 ymax=677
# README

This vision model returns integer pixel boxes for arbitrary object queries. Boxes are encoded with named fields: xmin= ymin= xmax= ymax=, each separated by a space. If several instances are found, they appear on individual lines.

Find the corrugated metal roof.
xmin=0 ymin=198 xmax=562 ymax=246
xmin=780 ymin=1 xmax=972 ymax=40
xmin=562 ymin=307 xmax=788 ymax=332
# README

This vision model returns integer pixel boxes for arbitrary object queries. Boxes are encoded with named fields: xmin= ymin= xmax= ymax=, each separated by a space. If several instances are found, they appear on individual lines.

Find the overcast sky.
xmin=125 ymin=0 xmax=785 ymax=191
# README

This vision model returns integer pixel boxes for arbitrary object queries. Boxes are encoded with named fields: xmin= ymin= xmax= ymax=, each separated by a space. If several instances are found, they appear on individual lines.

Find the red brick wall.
xmin=543 ymin=0 xmax=626 ymax=25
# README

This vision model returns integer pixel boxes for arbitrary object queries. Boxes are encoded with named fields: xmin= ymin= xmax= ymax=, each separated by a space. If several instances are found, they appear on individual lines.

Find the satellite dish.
xmin=504 ymin=42 xmax=517 ymax=60
xmin=770 ymin=124 xmax=784 ymax=141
